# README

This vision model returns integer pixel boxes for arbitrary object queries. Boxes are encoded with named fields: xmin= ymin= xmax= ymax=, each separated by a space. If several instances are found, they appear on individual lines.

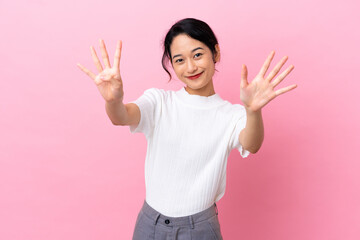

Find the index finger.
xmin=113 ymin=40 xmax=122 ymax=69
xmin=77 ymin=63 xmax=96 ymax=80
xmin=258 ymin=50 xmax=275 ymax=77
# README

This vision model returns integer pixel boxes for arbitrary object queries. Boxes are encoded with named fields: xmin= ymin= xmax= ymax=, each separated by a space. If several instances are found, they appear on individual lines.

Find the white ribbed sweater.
xmin=129 ymin=87 xmax=250 ymax=217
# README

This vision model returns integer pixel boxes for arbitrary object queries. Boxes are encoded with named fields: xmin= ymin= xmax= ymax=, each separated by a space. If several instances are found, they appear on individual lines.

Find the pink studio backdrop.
xmin=1 ymin=0 xmax=359 ymax=239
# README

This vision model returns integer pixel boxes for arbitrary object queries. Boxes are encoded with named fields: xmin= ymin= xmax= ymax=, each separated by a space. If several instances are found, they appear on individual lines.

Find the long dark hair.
xmin=162 ymin=18 xmax=219 ymax=82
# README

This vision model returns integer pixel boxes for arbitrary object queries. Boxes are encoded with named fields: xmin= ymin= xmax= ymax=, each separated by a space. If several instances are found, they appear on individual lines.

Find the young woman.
xmin=77 ymin=18 xmax=297 ymax=240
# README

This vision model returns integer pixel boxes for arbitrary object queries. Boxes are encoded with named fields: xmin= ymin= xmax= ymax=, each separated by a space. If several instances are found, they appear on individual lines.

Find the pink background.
xmin=1 ymin=0 xmax=359 ymax=239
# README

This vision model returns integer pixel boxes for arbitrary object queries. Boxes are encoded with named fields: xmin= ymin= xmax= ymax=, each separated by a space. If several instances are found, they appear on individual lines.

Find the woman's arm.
xmin=105 ymin=101 xmax=140 ymax=126
xmin=78 ymin=39 xmax=142 ymax=126
xmin=239 ymin=51 xmax=297 ymax=154
xmin=239 ymin=108 xmax=264 ymax=154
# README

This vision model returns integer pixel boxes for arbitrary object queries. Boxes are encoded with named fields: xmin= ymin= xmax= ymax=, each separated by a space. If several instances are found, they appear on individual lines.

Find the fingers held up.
xmin=90 ymin=45 xmax=104 ymax=72
xmin=258 ymin=50 xmax=275 ymax=77
xmin=265 ymin=55 xmax=288 ymax=82
xmin=271 ymin=65 xmax=295 ymax=88
xmin=77 ymin=63 xmax=96 ymax=80
xmin=113 ymin=40 xmax=122 ymax=69
xmin=240 ymin=64 xmax=248 ymax=88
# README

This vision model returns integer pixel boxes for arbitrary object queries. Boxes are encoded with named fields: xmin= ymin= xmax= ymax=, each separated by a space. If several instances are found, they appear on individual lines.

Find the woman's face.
xmin=170 ymin=34 xmax=220 ymax=96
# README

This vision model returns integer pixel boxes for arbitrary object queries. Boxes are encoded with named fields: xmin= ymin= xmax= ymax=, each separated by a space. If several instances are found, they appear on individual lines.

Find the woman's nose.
xmin=186 ymin=59 xmax=198 ymax=73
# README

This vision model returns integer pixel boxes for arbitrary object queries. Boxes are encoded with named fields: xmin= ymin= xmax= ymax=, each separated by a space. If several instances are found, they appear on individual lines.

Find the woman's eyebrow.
xmin=172 ymin=47 xmax=204 ymax=59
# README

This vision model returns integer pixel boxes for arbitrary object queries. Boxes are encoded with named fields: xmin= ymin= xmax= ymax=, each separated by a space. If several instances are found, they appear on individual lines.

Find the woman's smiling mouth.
xmin=187 ymin=72 xmax=203 ymax=80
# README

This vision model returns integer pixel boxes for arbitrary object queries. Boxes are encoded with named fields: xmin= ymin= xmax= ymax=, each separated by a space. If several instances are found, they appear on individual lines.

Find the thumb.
xmin=100 ymin=74 xmax=111 ymax=81
xmin=240 ymin=64 xmax=248 ymax=88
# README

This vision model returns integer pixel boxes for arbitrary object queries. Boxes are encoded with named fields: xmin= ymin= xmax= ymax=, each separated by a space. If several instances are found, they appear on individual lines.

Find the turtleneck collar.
xmin=175 ymin=86 xmax=226 ymax=108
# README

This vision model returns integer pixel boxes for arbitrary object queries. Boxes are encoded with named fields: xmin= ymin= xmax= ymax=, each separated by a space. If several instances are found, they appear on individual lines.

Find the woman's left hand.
xmin=240 ymin=51 xmax=297 ymax=112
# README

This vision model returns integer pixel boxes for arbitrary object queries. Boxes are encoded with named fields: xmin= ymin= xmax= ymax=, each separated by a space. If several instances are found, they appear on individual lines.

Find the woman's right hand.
xmin=77 ymin=39 xmax=124 ymax=103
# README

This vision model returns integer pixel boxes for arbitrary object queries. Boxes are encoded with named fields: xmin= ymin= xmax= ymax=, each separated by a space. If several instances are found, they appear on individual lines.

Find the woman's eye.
xmin=194 ymin=53 xmax=203 ymax=58
xmin=175 ymin=59 xmax=183 ymax=63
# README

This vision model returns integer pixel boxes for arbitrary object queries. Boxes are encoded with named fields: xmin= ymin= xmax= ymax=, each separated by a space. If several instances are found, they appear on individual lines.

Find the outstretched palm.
xmin=240 ymin=51 xmax=297 ymax=112
xmin=77 ymin=39 xmax=124 ymax=103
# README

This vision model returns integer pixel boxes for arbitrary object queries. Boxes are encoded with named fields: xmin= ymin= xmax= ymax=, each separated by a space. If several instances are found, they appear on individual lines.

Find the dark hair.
xmin=161 ymin=18 xmax=219 ymax=82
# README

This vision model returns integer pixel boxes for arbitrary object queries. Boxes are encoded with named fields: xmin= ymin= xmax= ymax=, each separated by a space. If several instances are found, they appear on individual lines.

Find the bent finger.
xmin=113 ymin=40 xmax=122 ymax=69
xmin=90 ymin=46 xmax=104 ymax=72
xmin=77 ymin=63 xmax=96 ymax=80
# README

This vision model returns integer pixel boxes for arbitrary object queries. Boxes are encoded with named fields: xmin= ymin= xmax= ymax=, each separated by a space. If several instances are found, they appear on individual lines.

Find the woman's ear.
xmin=214 ymin=44 xmax=220 ymax=63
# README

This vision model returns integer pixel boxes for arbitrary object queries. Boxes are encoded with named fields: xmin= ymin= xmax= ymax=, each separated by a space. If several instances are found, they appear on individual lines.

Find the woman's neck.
xmin=184 ymin=81 xmax=216 ymax=97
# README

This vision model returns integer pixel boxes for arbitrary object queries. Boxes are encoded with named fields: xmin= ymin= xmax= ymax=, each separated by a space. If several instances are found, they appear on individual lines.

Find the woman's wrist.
xmin=245 ymin=106 xmax=262 ymax=116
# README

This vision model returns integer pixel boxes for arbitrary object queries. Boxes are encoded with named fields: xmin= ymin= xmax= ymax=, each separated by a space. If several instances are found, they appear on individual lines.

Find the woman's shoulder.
xmin=139 ymin=87 xmax=167 ymax=97
xmin=139 ymin=87 xmax=174 ymax=103
xmin=216 ymin=100 xmax=247 ymax=120
xmin=218 ymin=99 xmax=246 ymax=111
xmin=143 ymin=87 xmax=172 ymax=94
xmin=142 ymin=87 xmax=164 ymax=93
